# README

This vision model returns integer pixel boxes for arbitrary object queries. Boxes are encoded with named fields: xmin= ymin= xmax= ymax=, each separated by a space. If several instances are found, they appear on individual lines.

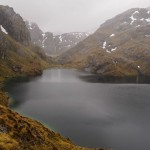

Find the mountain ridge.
xmin=58 ymin=7 xmax=150 ymax=77
xmin=26 ymin=21 xmax=90 ymax=56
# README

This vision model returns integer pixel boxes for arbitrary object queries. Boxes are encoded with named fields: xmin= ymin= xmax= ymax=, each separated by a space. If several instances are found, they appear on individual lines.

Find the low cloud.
xmin=1 ymin=0 xmax=150 ymax=33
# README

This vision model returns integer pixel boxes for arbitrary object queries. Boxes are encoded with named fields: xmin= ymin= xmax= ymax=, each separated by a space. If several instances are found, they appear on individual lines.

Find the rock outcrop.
xmin=0 ymin=5 xmax=31 ymax=45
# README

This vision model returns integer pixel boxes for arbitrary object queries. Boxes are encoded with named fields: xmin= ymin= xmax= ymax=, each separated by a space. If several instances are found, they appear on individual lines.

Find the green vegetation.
xmin=0 ymin=105 xmax=95 ymax=150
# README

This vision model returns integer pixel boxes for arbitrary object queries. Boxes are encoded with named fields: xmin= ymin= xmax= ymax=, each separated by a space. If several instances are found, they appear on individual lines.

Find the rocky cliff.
xmin=0 ymin=5 xmax=32 ymax=60
xmin=0 ymin=5 xmax=31 ymax=45
xmin=59 ymin=8 xmax=150 ymax=77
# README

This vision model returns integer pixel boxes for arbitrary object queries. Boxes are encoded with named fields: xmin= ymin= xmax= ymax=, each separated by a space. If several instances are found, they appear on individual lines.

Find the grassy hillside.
xmin=58 ymin=8 xmax=150 ymax=77
xmin=0 ymin=105 xmax=94 ymax=150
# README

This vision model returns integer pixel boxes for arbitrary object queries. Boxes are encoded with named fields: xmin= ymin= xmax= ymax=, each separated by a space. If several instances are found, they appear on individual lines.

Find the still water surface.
xmin=6 ymin=69 xmax=150 ymax=150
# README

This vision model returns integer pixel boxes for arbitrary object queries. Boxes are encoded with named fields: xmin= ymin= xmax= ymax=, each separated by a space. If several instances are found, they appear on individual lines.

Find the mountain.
xmin=0 ymin=5 xmax=49 ymax=76
xmin=0 ymin=5 xmax=30 ymax=45
xmin=59 ymin=8 xmax=150 ymax=77
xmin=0 ymin=5 xmax=50 ymax=102
xmin=26 ymin=21 xmax=89 ymax=56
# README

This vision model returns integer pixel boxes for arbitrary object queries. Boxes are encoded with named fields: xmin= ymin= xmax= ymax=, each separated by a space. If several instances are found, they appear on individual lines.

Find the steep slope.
xmin=0 ymin=25 xmax=47 ymax=78
xmin=0 ymin=105 xmax=93 ymax=150
xmin=0 ymin=5 xmax=49 ymax=79
xmin=0 ymin=5 xmax=30 ymax=45
xmin=26 ymin=21 xmax=89 ymax=56
xmin=59 ymin=8 xmax=150 ymax=77
xmin=25 ymin=21 xmax=44 ymax=46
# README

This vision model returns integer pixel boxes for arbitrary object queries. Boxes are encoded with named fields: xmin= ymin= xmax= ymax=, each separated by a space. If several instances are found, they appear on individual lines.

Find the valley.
xmin=26 ymin=21 xmax=90 ymax=56
xmin=0 ymin=3 xmax=150 ymax=150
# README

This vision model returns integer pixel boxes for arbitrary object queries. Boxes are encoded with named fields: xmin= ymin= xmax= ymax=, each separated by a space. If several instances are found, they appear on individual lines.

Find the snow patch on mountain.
xmin=0 ymin=25 xmax=8 ymax=34
xmin=102 ymin=41 xmax=107 ymax=49
xmin=110 ymin=34 xmax=115 ymax=37
xmin=28 ymin=22 xmax=33 ymax=30
xmin=145 ymin=35 xmax=150 ymax=37
xmin=106 ymin=50 xmax=111 ymax=53
xmin=111 ymin=47 xmax=117 ymax=51
xmin=145 ymin=18 xmax=150 ymax=22
xmin=42 ymin=37 xmax=48 ymax=48
xmin=59 ymin=35 xmax=63 ymax=43
xmin=136 ymin=25 xmax=141 ymax=28
xmin=130 ymin=11 xmax=139 ymax=25
xmin=42 ymin=33 xmax=45 ymax=38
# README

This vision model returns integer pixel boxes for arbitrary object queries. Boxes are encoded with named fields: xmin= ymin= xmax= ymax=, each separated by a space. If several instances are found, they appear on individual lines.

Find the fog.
xmin=0 ymin=0 xmax=150 ymax=33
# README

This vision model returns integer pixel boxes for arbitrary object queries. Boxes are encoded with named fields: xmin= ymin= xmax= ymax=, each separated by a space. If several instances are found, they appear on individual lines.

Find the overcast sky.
xmin=0 ymin=0 xmax=150 ymax=33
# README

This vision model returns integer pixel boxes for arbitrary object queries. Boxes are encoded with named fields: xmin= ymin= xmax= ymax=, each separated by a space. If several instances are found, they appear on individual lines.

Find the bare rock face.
xmin=25 ymin=21 xmax=43 ymax=46
xmin=51 ymin=32 xmax=89 ymax=55
xmin=59 ymin=7 xmax=150 ymax=77
xmin=26 ymin=21 xmax=89 ymax=56
xmin=0 ymin=5 xmax=31 ymax=45
xmin=0 ymin=32 xmax=8 ymax=59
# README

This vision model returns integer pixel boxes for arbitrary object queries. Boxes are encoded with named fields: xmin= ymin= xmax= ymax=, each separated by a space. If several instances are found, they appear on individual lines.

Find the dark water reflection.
xmin=5 ymin=69 xmax=150 ymax=150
